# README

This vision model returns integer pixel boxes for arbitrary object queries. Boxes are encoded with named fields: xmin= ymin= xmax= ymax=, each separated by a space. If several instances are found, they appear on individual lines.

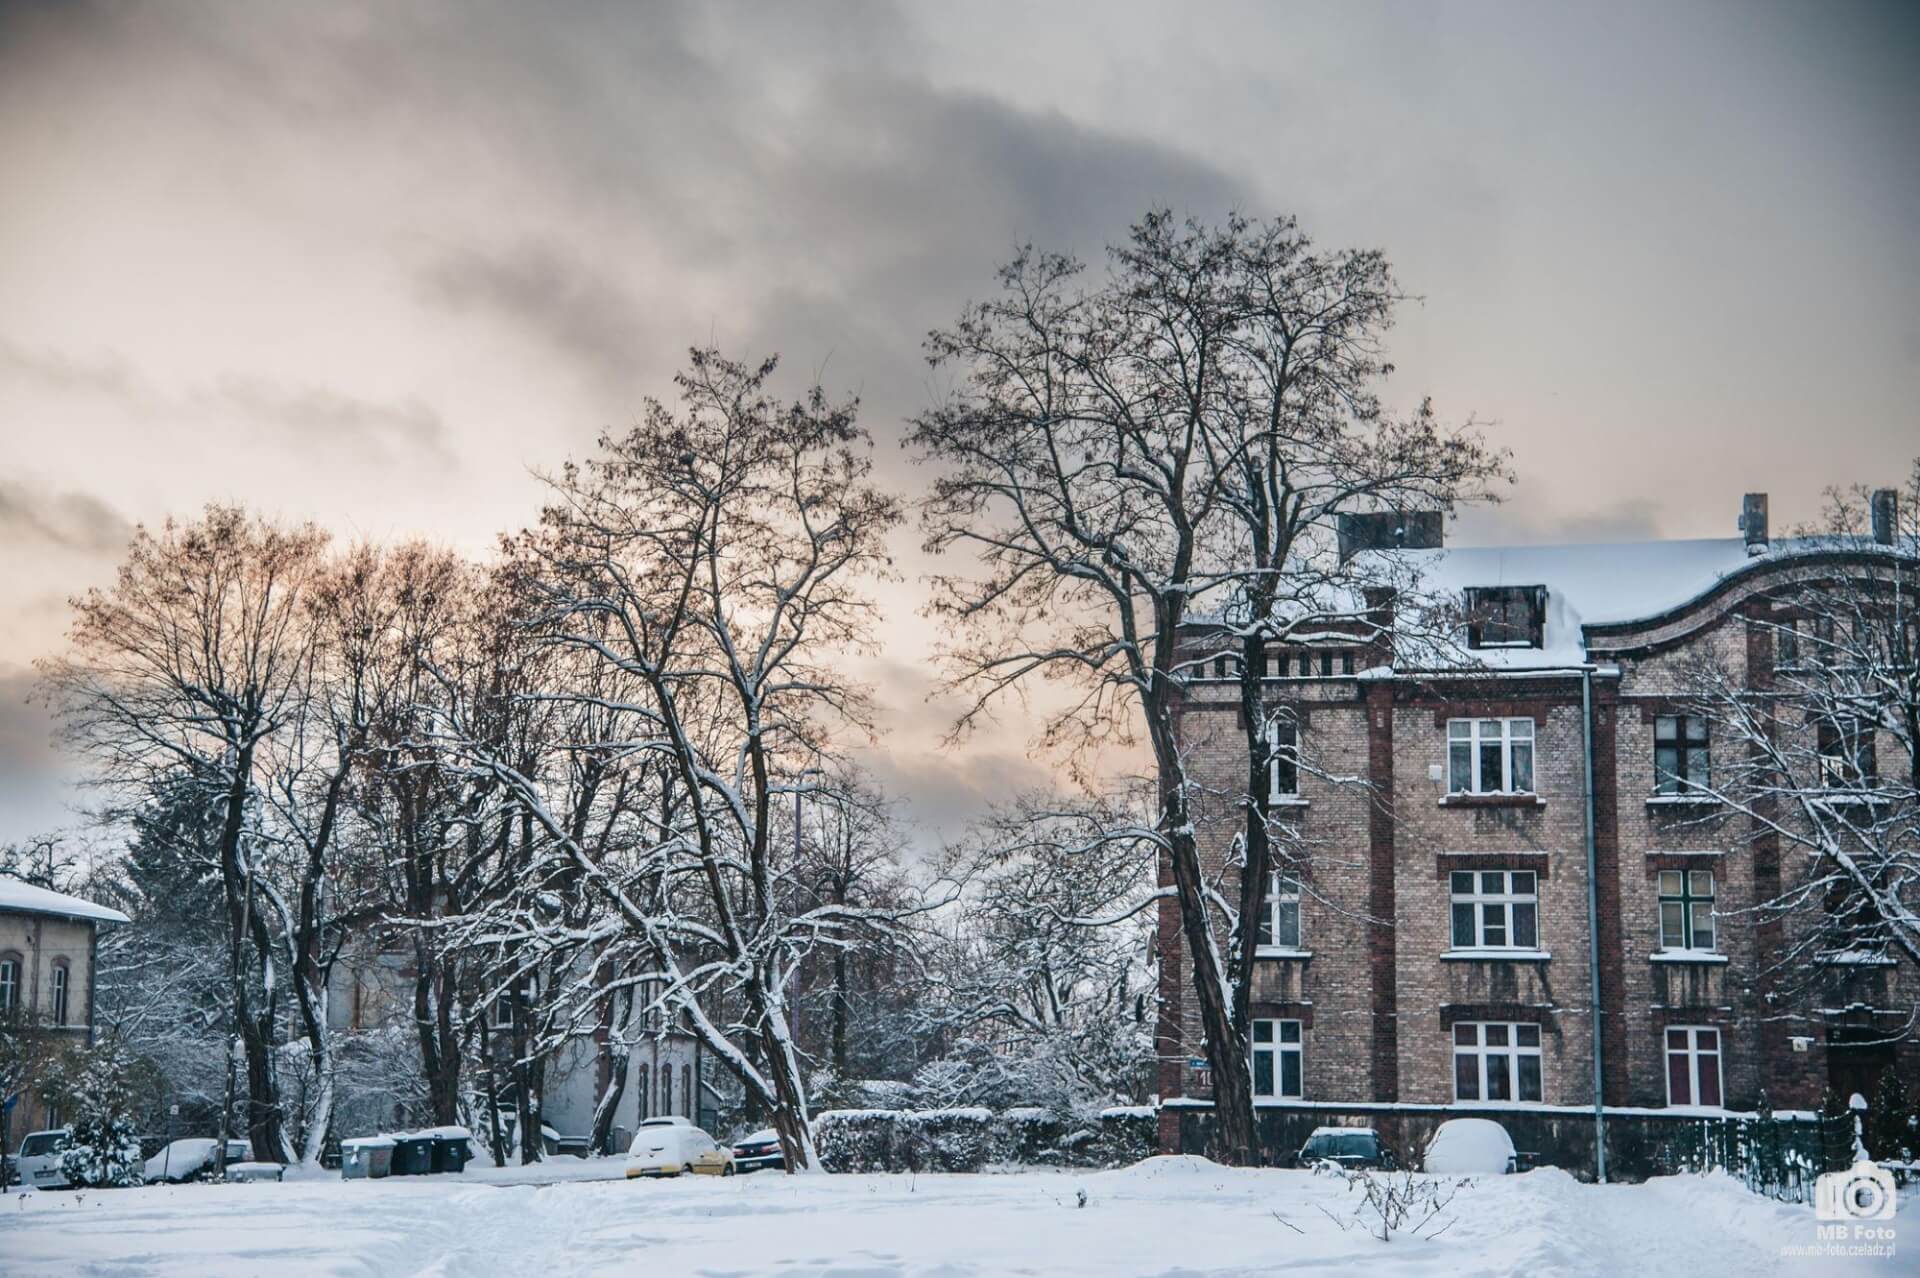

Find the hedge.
xmin=813 ymin=1106 xmax=1156 ymax=1173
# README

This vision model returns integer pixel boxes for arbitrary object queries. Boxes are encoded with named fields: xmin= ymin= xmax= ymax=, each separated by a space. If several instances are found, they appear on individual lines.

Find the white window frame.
xmin=49 ymin=962 xmax=69 ymax=1026
xmin=1251 ymin=1018 xmax=1303 ymax=1100
xmin=1450 ymin=870 xmax=1539 ymax=950
xmin=0 ymin=956 xmax=17 ymax=1013
xmin=1256 ymin=872 xmax=1302 ymax=952
xmin=1664 ymin=1026 xmax=1723 ymax=1108
xmin=1267 ymin=716 xmax=1300 ymax=800
xmin=1447 ymin=718 xmax=1535 ymax=795
xmin=1452 ymin=1021 xmax=1543 ymax=1104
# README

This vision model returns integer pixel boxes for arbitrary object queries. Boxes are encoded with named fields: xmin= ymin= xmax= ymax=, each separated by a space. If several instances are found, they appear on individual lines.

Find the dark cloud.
xmin=0 ymin=337 xmax=145 ymax=401
xmin=0 ymin=665 xmax=80 ymax=843
xmin=0 ymin=333 xmax=454 ymax=467
xmin=417 ymin=240 xmax=660 ymax=402
xmin=196 ymin=376 xmax=452 ymax=463
xmin=0 ymin=480 xmax=132 ymax=555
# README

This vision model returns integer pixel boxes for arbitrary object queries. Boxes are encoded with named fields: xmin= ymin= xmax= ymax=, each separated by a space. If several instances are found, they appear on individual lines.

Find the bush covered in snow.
xmin=41 ymin=1036 xmax=147 ymax=1188
xmin=814 ymin=1106 xmax=1157 ymax=1173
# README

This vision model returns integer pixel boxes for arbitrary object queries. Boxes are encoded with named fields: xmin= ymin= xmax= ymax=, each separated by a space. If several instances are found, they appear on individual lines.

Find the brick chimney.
xmin=1739 ymin=493 xmax=1768 ymax=556
xmin=1870 ymin=488 xmax=1898 ymax=546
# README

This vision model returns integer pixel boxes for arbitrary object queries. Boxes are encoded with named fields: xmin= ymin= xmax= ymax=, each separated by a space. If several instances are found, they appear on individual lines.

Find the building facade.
xmin=0 ymin=877 xmax=129 ymax=1151
xmin=1155 ymin=493 xmax=1917 ymax=1166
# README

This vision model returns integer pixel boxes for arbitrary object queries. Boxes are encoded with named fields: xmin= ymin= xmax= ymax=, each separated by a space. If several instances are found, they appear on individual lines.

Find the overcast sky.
xmin=1 ymin=0 xmax=1915 ymax=848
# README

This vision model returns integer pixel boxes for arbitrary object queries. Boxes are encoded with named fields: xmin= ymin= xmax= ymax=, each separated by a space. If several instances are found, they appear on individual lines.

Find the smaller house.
xmin=0 ymin=876 xmax=130 ymax=1151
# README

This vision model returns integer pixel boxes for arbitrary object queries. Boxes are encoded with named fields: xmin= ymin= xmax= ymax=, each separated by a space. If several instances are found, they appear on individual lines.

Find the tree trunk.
xmin=1163 ymin=805 xmax=1258 ymax=1165
xmin=589 ymin=988 xmax=632 ymax=1155
xmin=831 ymin=942 xmax=850 ymax=1076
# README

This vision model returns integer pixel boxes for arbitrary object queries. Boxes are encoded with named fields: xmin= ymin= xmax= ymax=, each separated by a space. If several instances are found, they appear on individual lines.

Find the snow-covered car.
xmin=1294 ymin=1126 xmax=1395 ymax=1170
xmin=1422 ymin=1118 xmax=1517 ymax=1175
xmin=731 ymin=1128 xmax=784 ymax=1173
xmin=625 ymin=1117 xmax=734 ymax=1178
xmin=143 ymin=1138 xmax=253 ymax=1184
xmin=13 ymin=1129 xmax=71 ymax=1190
xmin=224 ymin=1161 xmax=286 ymax=1183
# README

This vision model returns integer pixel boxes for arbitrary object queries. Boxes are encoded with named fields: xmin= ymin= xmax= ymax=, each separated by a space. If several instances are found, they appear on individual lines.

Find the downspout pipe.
xmin=1581 ymin=667 xmax=1608 ymax=1183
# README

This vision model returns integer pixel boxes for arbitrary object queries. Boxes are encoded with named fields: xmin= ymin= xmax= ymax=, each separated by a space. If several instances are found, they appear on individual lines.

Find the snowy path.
xmin=0 ymin=1158 xmax=1902 ymax=1277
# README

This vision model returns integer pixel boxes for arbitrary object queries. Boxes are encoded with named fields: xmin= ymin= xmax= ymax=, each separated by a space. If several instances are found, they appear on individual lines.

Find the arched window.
xmin=636 ymin=1065 xmax=650 ymax=1120
xmin=661 ymin=1065 xmax=673 ymax=1115
xmin=50 ymin=961 xmax=70 ymax=1026
xmin=682 ymin=1065 xmax=693 ymax=1117
xmin=0 ymin=953 xmax=20 ymax=1014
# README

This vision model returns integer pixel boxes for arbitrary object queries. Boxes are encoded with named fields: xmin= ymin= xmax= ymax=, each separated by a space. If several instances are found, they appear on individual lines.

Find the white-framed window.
xmin=1665 ymin=1026 xmax=1723 ymax=1107
xmin=1251 ymin=1018 xmax=1303 ymax=1099
xmin=1452 ymin=1021 xmax=1543 ymax=1103
xmin=661 ymin=1065 xmax=674 ymax=1115
xmin=637 ymin=1064 xmax=651 ymax=1120
xmin=1256 ymin=873 xmax=1301 ymax=950
xmin=1268 ymin=716 xmax=1300 ymax=799
xmin=1450 ymin=871 xmax=1539 ymax=949
xmin=0 ymin=955 xmax=18 ymax=1013
xmin=50 ymin=962 xmax=69 ymax=1026
xmin=1447 ymin=718 xmax=1535 ymax=794
xmin=1657 ymin=871 xmax=1715 ymax=951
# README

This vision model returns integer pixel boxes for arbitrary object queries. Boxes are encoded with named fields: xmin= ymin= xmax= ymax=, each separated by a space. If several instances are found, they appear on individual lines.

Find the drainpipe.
xmin=1581 ymin=668 xmax=1608 ymax=1183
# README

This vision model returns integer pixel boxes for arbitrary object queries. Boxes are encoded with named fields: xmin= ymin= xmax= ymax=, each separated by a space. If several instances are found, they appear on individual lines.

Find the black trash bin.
xmin=429 ymin=1134 xmax=471 ymax=1174
xmin=390 ymin=1135 xmax=435 ymax=1176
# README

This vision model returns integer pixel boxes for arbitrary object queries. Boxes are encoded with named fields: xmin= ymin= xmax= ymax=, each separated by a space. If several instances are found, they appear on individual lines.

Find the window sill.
xmin=1252 ymin=1096 xmax=1308 ymax=1106
xmin=1442 ymin=948 xmax=1551 ymax=962
xmin=1268 ymin=796 xmax=1309 ymax=808
xmin=1254 ymin=947 xmax=1313 ymax=961
xmin=1650 ymin=951 xmax=1728 ymax=965
xmin=1440 ymin=794 xmax=1544 ymax=809
xmin=1814 ymin=952 xmax=1897 ymax=968
xmin=1809 ymin=793 xmax=1885 ymax=809
xmin=1645 ymin=794 xmax=1720 ymax=808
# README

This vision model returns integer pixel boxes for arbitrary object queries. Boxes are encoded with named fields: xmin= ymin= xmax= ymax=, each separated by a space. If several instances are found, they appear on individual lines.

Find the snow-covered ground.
xmin=0 ymin=1156 xmax=1904 ymax=1276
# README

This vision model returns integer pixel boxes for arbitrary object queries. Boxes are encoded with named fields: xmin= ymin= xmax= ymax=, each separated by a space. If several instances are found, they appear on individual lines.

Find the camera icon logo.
xmin=1815 ymin=1160 xmax=1897 ymax=1221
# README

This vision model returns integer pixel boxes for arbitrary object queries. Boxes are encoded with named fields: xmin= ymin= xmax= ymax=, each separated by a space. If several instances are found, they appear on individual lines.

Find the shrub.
xmin=41 ymin=1036 xmax=146 ymax=1188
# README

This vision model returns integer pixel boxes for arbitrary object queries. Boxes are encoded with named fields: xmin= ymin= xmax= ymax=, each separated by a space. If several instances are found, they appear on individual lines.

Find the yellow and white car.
xmin=624 ymin=1117 xmax=735 ymax=1178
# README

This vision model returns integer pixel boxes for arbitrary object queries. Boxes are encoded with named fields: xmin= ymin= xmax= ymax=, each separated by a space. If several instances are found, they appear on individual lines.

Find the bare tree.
xmin=1203 ymin=219 xmax=1506 ymax=1137
xmin=1676 ymin=467 xmax=1920 ymax=1004
xmin=911 ymin=211 xmax=1499 ymax=1162
xmin=436 ymin=348 xmax=905 ymax=1171
xmin=917 ymin=794 xmax=1158 ymax=1113
xmin=41 ymin=507 xmax=331 ymax=1162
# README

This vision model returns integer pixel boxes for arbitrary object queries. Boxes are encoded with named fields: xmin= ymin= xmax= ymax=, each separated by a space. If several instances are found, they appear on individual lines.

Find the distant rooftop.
xmin=1401 ymin=533 xmax=1915 ymax=668
xmin=0 ymin=875 xmax=131 ymax=925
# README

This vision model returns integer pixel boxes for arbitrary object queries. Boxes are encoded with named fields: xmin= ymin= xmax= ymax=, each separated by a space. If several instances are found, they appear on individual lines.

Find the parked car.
xmin=1422 ymin=1118 xmax=1518 ymax=1174
xmin=14 ymin=1129 xmax=71 ymax=1189
xmin=625 ymin=1117 xmax=734 ymax=1178
xmin=143 ymin=1138 xmax=253 ymax=1184
xmin=730 ymin=1128 xmax=784 ymax=1173
xmin=224 ymin=1160 xmax=286 ymax=1183
xmin=1293 ymin=1126 xmax=1396 ymax=1171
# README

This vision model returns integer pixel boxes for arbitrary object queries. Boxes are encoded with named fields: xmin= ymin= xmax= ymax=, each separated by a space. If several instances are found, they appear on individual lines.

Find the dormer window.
xmin=1465 ymin=586 xmax=1546 ymax=649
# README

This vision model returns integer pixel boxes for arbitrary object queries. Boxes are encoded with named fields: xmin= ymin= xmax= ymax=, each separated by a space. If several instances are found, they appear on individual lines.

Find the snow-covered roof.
xmin=1398 ymin=535 xmax=1914 ymax=669
xmin=0 ymin=876 xmax=130 ymax=925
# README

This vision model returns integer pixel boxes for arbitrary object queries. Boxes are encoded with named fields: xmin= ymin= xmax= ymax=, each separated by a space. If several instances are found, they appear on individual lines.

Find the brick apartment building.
xmin=1154 ymin=492 xmax=1917 ymax=1170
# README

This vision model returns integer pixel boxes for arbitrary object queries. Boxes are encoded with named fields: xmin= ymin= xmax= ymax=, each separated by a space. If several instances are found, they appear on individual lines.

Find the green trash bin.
xmin=390 ymin=1136 xmax=435 ymax=1176
xmin=340 ymin=1137 xmax=395 ymax=1179
xmin=426 ymin=1130 xmax=472 ymax=1174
